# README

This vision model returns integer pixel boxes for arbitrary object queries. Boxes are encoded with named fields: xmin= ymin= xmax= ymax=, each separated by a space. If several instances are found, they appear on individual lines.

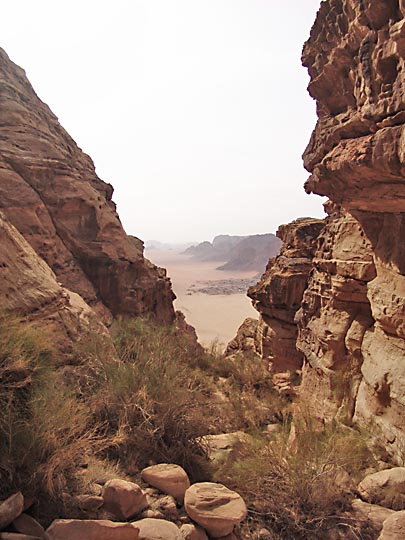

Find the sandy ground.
xmin=145 ymin=248 xmax=259 ymax=350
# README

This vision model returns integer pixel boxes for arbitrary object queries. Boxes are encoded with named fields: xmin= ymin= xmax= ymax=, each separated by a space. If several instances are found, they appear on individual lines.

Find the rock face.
xmin=0 ymin=47 xmax=174 ymax=325
xmin=244 ymin=218 xmax=323 ymax=374
xmin=0 ymin=211 xmax=108 ymax=356
xmin=228 ymin=0 xmax=405 ymax=462
xmin=298 ymin=0 xmax=405 ymax=460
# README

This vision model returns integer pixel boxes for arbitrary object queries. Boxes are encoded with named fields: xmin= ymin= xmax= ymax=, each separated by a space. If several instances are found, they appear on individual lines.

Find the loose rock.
xmin=74 ymin=495 xmax=104 ymax=512
xmin=12 ymin=514 xmax=45 ymax=537
xmin=180 ymin=524 xmax=208 ymax=540
xmin=1 ymin=534 xmax=43 ymax=540
xmin=44 ymin=519 xmax=139 ymax=540
xmin=351 ymin=499 xmax=395 ymax=533
xmin=184 ymin=483 xmax=247 ymax=538
xmin=102 ymin=479 xmax=147 ymax=520
xmin=358 ymin=468 xmax=405 ymax=510
xmin=141 ymin=464 xmax=190 ymax=503
xmin=378 ymin=510 xmax=405 ymax=540
xmin=133 ymin=518 xmax=182 ymax=540
xmin=0 ymin=493 xmax=24 ymax=530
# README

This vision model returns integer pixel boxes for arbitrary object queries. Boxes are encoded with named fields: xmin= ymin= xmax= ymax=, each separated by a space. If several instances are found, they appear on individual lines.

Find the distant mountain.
xmin=183 ymin=235 xmax=244 ymax=261
xmin=183 ymin=234 xmax=282 ymax=273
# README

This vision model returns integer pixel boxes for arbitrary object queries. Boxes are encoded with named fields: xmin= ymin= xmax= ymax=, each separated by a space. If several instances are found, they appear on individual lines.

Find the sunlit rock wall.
xmin=299 ymin=0 xmax=405 ymax=460
xmin=0 ymin=48 xmax=175 ymax=325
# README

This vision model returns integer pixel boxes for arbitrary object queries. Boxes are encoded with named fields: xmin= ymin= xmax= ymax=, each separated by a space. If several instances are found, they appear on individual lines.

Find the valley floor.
xmin=145 ymin=248 xmax=258 ymax=349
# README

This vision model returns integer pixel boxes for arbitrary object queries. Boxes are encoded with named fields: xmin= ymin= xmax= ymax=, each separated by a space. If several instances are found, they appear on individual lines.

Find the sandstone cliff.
xmin=0 ymin=48 xmax=175 ymax=326
xmin=0 ymin=211 xmax=107 ymax=357
xmin=230 ymin=0 xmax=405 ymax=462
xmin=300 ymin=0 xmax=405 ymax=461
xmin=246 ymin=218 xmax=323 ymax=374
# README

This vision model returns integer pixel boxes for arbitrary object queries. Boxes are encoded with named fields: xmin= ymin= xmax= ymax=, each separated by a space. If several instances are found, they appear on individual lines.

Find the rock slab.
xmin=44 ymin=519 xmax=139 ymax=540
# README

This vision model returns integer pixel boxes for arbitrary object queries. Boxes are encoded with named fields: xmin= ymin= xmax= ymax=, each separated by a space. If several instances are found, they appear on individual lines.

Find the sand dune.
xmin=145 ymin=248 xmax=259 ymax=349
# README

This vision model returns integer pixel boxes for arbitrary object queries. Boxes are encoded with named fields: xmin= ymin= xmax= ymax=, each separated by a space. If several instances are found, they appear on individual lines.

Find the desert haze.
xmin=145 ymin=247 xmax=258 ymax=349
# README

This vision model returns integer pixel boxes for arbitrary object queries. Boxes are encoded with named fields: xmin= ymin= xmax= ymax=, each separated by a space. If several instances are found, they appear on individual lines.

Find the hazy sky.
xmin=2 ymin=0 xmax=324 ymax=243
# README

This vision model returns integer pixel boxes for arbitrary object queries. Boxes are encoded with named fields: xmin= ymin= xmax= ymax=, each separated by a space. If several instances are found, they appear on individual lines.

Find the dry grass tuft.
xmin=213 ymin=412 xmax=374 ymax=540
xmin=0 ymin=313 xmax=103 ymax=511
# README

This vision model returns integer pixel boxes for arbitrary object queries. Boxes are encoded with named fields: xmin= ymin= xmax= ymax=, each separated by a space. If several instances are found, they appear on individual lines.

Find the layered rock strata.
xmin=300 ymin=0 xmax=405 ymax=459
xmin=0 ymin=211 xmax=107 ymax=356
xmin=244 ymin=218 xmax=323 ymax=374
xmin=0 ymin=48 xmax=174 ymax=324
xmin=229 ymin=0 xmax=405 ymax=461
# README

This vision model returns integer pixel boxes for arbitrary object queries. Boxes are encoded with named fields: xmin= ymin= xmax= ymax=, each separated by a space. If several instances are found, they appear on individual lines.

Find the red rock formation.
xmin=299 ymin=0 xmax=405 ymax=460
xmin=0 ymin=211 xmax=107 ymax=357
xmin=230 ymin=218 xmax=323 ymax=374
xmin=227 ymin=1 xmax=404 ymax=461
xmin=0 ymin=48 xmax=175 ymax=324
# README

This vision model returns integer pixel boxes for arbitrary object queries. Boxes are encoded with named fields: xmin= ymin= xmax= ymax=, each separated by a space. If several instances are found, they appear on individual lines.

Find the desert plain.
xmin=145 ymin=247 xmax=258 ymax=350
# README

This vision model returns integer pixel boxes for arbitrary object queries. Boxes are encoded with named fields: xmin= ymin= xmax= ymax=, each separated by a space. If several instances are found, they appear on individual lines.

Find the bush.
xmin=213 ymin=413 xmax=374 ymax=540
xmin=0 ymin=314 xmax=100 ymax=509
xmin=88 ymin=317 xmax=215 ymax=480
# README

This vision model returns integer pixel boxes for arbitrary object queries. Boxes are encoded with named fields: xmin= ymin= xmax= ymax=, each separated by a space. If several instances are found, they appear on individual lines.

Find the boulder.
xmin=44 ymin=519 xmax=139 ymax=540
xmin=0 ymin=493 xmax=24 ymax=530
xmin=180 ymin=524 xmax=208 ymax=540
xmin=141 ymin=464 xmax=190 ymax=503
xmin=351 ymin=499 xmax=395 ymax=532
xmin=133 ymin=518 xmax=182 ymax=540
xmin=74 ymin=495 xmax=104 ymax=511
xmin=358 ymin=468 xmax=405 ymax=510
xmin=378 ymin=510 xmax=405 ymax=540
xmin=151 ymin=495 xmax=178 ymax=520
xmin=184 ymin=483 xmax=247 ymax=538
xmin=12 ymin=514 xmax=45 ymax=538
xmin=102 ymin=479 xmax=147 ymax=520
xmin=138 ymin=510 xmax=164 ymax=520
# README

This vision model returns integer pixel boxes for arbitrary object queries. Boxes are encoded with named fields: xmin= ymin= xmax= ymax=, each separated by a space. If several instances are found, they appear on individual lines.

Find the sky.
xmin=1 ymin=0 xmax=325 ymax=243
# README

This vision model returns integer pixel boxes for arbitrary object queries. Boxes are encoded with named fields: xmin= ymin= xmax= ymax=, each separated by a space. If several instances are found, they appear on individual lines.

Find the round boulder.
xmin=184 ymin=482 xmax=247 ymax=538
xmin=102 ymin=479 xmax=147 ymax=520
xmin=141 ymin=464 xmax=190 ymax=503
